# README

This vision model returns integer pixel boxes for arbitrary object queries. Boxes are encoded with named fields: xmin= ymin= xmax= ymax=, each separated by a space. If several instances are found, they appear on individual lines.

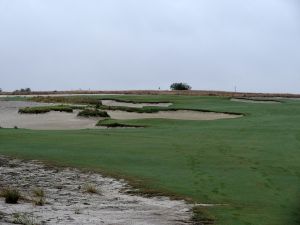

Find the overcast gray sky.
xmin=0 ymin=0 xmax=299 ymax=93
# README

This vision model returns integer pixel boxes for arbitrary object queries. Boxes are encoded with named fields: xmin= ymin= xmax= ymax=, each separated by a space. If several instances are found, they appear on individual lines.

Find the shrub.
xmin=13 ymin=88 xmax=31 ymax=94
xmin=13 ymin=213 xmax=38 ymax=225
xmin=170 ymin=82 xmax=191 ymax=90
xmin=1 ymin=188 xmax=21 ymax=204
xmin=83 ymin=184 xmax=98 ymax=194
xmin=78 ymin=109 xmax=110 ymax=118
xmin=96 ymin=119 xmax=144 ymax=128
xmin=18 ymin=105 xmax=73 ymax=114
xmin=31 ymin=96 xmax=100 ymax=105
xmin=32 ymin=188 xmax=45 ymax=206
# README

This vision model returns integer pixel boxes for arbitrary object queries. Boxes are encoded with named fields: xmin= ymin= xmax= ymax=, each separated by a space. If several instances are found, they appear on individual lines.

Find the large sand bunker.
xmin=101 ymin=100 xmax=172 ymax=108
xmin=107 ymin=110 xmax=241 ymax=121
xmin=0 ymin=156 xmax=192 ymax=225
xmin=0 ymin=101 xmax=99 ymax=130
xmin=0 ymin=101 xmax=241 ymax=130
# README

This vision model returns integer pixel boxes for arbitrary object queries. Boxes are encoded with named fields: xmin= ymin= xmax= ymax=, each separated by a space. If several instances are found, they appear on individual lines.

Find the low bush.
xmin=18 ymin=105 xmax=73 ymax=114
xmin=32 ymin=188 xmax=45 ymax=206
xmin=78 ymin=109 xmax=110 ymax=118
xmin=31 ymin=96 xmax=101 ymax=105
xmin=83 ymin=184 xmax=98 ymax=194
xmin=97 ymin=119 xmax=144 ymax=128
xmin=13 ymin=213 xmax=38 ymax=225
xmin=1 ymin=188 xmax=21 ymax=204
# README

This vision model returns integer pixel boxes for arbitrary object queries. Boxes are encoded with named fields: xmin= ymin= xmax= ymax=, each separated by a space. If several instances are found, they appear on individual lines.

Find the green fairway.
xmin=0 ymin=95 xmax=300 ymax=225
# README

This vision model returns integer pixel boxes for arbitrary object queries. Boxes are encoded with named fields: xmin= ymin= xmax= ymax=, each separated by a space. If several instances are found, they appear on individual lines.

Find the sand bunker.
xmin=107 ymin=110 xmax=241 ymax=121
xmin=0 ymin=156 xmax=192 ymax=225
xmin=0 ymin=101 xmax=241 ymax=130
xmin=231 ymin=98 xmax=280 ymax=104
xmin=0 ymin=101 xmax=99 ymax=130
xmin=101 ymin=100 xmax=172 ymax=108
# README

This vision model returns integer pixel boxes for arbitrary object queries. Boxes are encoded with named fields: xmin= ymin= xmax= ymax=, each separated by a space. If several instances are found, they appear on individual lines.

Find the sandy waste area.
xmin=106 ymin=110 xmax=241 ymax=121
xmin=0 ymin=156 xmax=192 ymax=225
xmin=0 ymin=101 xmax=100 ymax=130
xmin=101 ymin=100 xmax=172 ymax=108
xmin=0 ymin=100 xmax=241 ymax=130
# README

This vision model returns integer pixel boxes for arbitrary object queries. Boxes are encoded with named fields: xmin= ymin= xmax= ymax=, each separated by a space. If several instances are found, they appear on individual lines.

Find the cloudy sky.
xmin=0 ymin=0 xmax=299 ymax=93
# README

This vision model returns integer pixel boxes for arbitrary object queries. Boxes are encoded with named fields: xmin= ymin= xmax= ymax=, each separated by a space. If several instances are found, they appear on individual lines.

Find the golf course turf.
xmin=0 ymin=95 xmax=299 ymax=225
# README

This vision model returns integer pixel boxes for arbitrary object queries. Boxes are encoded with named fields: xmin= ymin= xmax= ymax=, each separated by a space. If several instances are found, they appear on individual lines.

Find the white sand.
xmin=0 ymin=156 xmax=192 ymax=225
xmin=0 ymin=101 xmax=99 ymax=130
xmin=107 ymin=110 xmax=241 ymax=121
xmin=101 ymin=100 xmax=172 ymax=108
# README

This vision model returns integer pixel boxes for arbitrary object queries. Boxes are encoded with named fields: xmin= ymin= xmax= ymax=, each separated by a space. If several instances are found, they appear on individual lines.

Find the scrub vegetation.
xmin=1 ymin=95 xmax=300 ymax=225
xmin=1 ymin=188 xmax=21 ymax=204
xmin=97 ymin=119 xmax=145 ymax=128
xmin=77 ymin=109 xmax=110 ymax=118
xmin=18 ymin=105 xmax=75 ymax=114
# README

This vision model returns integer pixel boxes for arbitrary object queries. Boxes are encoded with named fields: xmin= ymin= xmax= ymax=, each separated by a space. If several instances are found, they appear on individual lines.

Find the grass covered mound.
xmin=18 ymin=105 xmax=74 ymax=114
xmin=31 ymin=96 xmax=101 ymax=105
xmin=96 ymin=119 xmax=145 ymax=128
xmin=77 ymin=109 xmax=110 ymax=118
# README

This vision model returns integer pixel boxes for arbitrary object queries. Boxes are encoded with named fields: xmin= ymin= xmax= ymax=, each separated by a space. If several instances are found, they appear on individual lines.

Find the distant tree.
xmin=24 ymin=88 xmax=31 ymax=93
xmin=170 ymin=83 xmax=191 ymax=91
xmin=0 ymin=88 xmax=2 ymax=93
xmin=13 ymin=88 xmax=31 ymax=94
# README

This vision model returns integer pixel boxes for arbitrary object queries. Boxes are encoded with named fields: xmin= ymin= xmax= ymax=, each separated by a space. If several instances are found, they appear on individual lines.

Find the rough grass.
xmin=32 ymin=188 xmax=45 ymax=206
xmin=13 ymin=213 xmax=38 ymax=225
xmin=83 ymin=184 xmax=98 ymax=194
xmin=97 ymin=119 xmax=145 ymax=128
xmin=18 ymin=105 xmax=74 ymax=114
xmin=30 ymin=96 xmax=101 ymax=105
xmin=1 ymin=95 xmax=300 ymax=225
xmin=1 ymin=188 xmax=21 ymax=204
xmin=77 ymin=109 xmax=110 ymax=117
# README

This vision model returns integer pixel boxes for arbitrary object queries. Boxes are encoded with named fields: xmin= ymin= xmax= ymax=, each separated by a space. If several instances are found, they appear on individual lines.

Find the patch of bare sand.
xmin=0 ymin=101 xmax=100 ymax=130
xmin=231 ymin=98 xmax=280 ymax=104
xmin=101 ymin=100 xmax=172 ymax=108
xmin=107 ymin=110 xmax=241 ymax=121
xmin=0 ymin=156 xmax=192 ymax=225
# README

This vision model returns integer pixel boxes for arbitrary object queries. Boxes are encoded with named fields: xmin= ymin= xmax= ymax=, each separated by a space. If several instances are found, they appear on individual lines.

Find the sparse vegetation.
xmin=192 ymin=206 xmax=215 ymax=225
xmin=18 ymin=105 xmax=74 ymax=114
xmin=31 ymin=96 xmax=101 ymax=105
xmin=170 ymin=82 xmax=191 ymax=90
xmin=13 ymin=213 xmax=38 ymax=225
xmin=97 ymin=119 xmax=145 ymax=128
xmin=13 ymin=88 xmax=32 ymax=94
xmin=83 ymin=184 xmax=98 ymax=194
xmin=78 ymin=109 xmax=110 ymax=117
xmin=1 ymin=188 xmax=21 ymax=204
xmin=32 ymin=188 xmax=45 ymax=206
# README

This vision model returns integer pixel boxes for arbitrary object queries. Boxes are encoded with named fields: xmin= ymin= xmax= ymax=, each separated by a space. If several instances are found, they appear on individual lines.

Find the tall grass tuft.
xmin=1 ymin=188 xmax=21 ymax=204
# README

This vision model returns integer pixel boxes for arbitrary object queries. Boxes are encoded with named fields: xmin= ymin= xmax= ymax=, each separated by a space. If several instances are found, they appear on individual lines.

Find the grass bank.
xmin=1 ymin=95 xmax=300 ymax=225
